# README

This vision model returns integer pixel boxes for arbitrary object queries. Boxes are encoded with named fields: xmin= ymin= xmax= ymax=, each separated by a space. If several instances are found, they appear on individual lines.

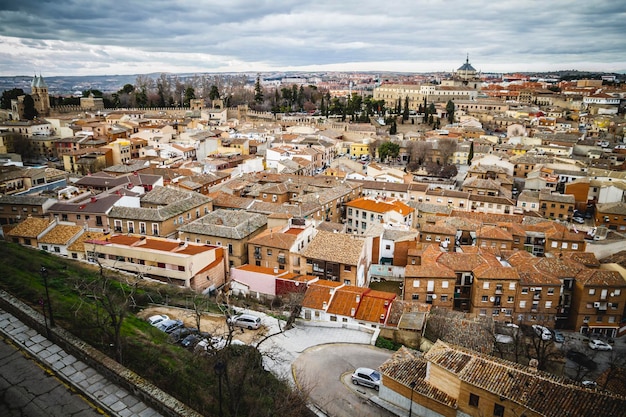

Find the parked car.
xmin=181 ymin=334 xmax=201 ymax=349
xmin=195 ymin=337 xmax=227 ymax=353
xmin=553 ymin=330 xmax=565 ymax=343
xmin=532 ymin=324 xmax=552 ymax=341
xmin=147 ymin=314 xmax=169 ymax=326
xmin=228 ymin=314 xmax=261 ymax=330
xmin=351 ymin=367 xmax=381 ymax=390
xmin=582 ymin=380 xmax=597 ymax=388
xmin=156 ymin=319 xmax=183 ymax=334
xmin=169 ymin=327 xmax=197 ymax=343
xmin=572 ymin=216 xmax=585 ymax=224
xmin=566 ymin=350 xmax=597 ymax=370
xmin=589 ymin=339 xmax=612 ymax=351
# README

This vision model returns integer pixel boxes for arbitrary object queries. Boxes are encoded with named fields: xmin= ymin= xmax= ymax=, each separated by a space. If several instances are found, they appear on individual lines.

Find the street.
xmin=293 ymin=343 xmax=394 ymax=417
xmin=0 ymin=335 xmax=103 ymax=417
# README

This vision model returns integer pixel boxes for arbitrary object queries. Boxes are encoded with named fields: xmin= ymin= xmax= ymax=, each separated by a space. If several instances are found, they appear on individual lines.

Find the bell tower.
xmin=31 ymin=74 xmax=50 ymax=116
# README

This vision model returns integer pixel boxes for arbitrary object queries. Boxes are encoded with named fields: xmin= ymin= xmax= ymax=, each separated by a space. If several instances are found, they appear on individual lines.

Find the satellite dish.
xmin=490 ymin=296 xmax=495 ymax=302
xmin=432 ymin=294 xmax=437 ymax=299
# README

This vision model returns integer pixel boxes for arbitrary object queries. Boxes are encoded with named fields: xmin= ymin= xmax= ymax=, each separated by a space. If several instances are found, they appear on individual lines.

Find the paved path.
xmin=0 ymin=309 xmax=163 ymax=417
xmin=0 ymin=335 xmax=103 ymax=417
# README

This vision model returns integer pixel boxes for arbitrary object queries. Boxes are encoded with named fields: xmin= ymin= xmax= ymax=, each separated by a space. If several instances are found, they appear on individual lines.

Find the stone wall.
xmin=0 ymin=289 xmax=202 ymax=417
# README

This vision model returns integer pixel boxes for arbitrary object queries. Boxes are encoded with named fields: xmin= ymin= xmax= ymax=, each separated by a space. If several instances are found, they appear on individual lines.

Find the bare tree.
xmin=436 ymin=138 xmax=457 ymax=165
xmin=71 ymin=260 xmax=139 ymax=362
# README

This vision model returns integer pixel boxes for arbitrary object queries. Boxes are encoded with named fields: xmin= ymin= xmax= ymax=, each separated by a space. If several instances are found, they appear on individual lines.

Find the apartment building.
xmin=538 ymin=189 xmax=575 ymax=220
xmin=178 ymin=209 xmax=267 ymax=268
xmin=85 ymin=234 xmax=227 ymax=293
xmin=569 ymin=268 xmax=626 ymax=337
xmin=247 ymin=218 xmax=316 ymax=275
xmin=107 ymin=186 xmax=212 ymax=239
xmin=345 ymin=197 xmax=414 ymax=235
xmin=0 ymin=195 xmax=56 ymax=226
xmin=301 ymin=230 xmax=370 ymax=287
xmin=595 ymin=201 xmax=626 ymax=231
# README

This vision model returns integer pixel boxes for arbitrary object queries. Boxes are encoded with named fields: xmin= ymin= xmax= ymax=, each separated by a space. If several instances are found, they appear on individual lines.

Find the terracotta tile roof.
xmin=301 ymin=230 xmax=365 ymax=266
xmin=473 ymin=264 xmax=520 ymax=280
xmin=247 ymin=226 xmax=298 ymax=250
xmin=6 ymin=217 xmax=52 ymax=238
xmin=561 ymin=251 xmax=600 ymax=268
xmin=39 ymin=224 xmax=84 ymax=245
xmin=405 ymin=263 xmax=456 ymax=278
xmin=354 ymin=290 xmax=396 ymax=323
xmin=576 ymin=269 xmax=626 ymax=287
xmin=345 ymin=197 xmax=413 ymax=216
xmin=476 ymin=225 xmax=514 ymax=240
xmin=437 ymin=252 xmax=490 ymax=272
xmin=301 ymin=281 xmax=344 ymax=310
xmin=326 ymin=286 xmax=370 ymax=317
xmin=379 ymin=348 xmax=457 ymax=408
xmin=424 ymin=340 xmax=626 ymax=417
xmin=533 ymin=257 xmax=584 ymax=279
xmin=67 ymin=231 xmax=108 ymax=252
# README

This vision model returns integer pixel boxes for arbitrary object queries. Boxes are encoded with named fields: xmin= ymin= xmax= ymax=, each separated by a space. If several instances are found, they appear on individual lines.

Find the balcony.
xmin=254 ymin=253 xmax=262 ymax=260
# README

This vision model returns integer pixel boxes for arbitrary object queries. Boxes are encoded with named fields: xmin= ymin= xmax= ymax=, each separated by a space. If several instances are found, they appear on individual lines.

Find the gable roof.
xmin=6 ymin=217 xmax=53 ymax=238
xmin=300 ymin=230 xmax=365 ymax=266
xmin=424 ymin=340 xmax=626 ymax=417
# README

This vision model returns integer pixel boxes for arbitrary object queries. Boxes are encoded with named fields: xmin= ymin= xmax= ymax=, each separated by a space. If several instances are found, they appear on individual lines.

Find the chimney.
xmin=322 ymin=301 xmax=328 ymax=310
xmin=90 ymin=197 xmax=97 ymax=203
xmin=350 ymin=307 xmax=356 ymax=316
xmin=273 ymin=266 xmax=278 ymax=274
xmin=356 ymin=294 xmax=361 ymax=303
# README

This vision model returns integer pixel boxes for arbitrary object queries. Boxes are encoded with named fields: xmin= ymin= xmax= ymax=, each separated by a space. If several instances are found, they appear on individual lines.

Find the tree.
xmin=183 ymin=86 xmax=195 ymax=107
xmin=71 ymin=260 xmax=139 ymax=362
xmin=254 ymin=75 xmax=264 ymax=103
xmin=403 ymin=96 xmax=410 ymax=121
xmin=1 ymin=88 xmax=24 ymax=109
xmin=446 ymin=100 xmax=455 ymax=124
xmin=389 ymin=120 xmax=397 ymax=134
xmin=437 ymin=138 xmax=457 ymax=165
xmin=22 ymin=94 xmax=38 ymax=120
xmin=209 ymin=85 xmax=220 ymax=101
xmin=378 ymin=141 xmax=400 ymax=163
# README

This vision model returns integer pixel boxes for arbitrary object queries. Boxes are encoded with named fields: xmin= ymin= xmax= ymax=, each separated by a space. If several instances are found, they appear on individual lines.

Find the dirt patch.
xmin=137 ymin=306 xmax=265 ymax=344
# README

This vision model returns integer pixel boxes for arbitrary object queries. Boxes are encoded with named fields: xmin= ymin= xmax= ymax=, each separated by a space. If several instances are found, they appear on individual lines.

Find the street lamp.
xmin=40 ymin=266 xmax=55 ymax=329
xmin=214 ymin=360 xmax=226 ymax=417
xmin=408 ymin=381 xmax=416 ymax=417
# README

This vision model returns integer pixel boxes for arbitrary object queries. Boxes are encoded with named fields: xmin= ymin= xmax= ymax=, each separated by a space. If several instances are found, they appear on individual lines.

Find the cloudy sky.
xmin=0 ymin=0 xmax=625 ymax=77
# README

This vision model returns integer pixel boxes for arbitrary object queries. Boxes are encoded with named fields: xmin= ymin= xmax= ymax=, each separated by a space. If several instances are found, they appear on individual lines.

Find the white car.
xmin=532 ymin=325 xmax=552 ymax=341
xmin=147 ymin=314 xmax=169 ymax=326
xmin=588 ymin=339 xmax=612 ymax=351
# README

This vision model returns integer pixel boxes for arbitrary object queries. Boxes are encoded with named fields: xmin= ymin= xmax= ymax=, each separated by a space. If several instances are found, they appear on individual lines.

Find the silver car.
xmin=227 ymin=314 xmax=261 ymax=330
xmin=351 ymin=367 xmax=381 ymax=390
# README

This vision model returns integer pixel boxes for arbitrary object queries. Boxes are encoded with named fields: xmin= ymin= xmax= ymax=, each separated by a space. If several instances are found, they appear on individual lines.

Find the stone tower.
xmin=31 ymin=74 xmax=50 ymax=116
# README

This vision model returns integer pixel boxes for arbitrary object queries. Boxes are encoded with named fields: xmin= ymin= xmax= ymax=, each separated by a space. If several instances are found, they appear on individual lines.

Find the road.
xmin=0 ymin=335 xmax=103 ymax=417
xmin=293 ymin=344 xmax=394 ymax=417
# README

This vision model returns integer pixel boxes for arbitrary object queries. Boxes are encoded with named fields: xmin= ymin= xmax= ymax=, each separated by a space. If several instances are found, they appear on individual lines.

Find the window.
xmin=545 ymin=301 xmax=552 ymax=308
xmin=442 ymin=281 xmax=449 ymax=289
xmin=413 ymin=280 xmax=420 ymax=288
xmin=519 ymin=301 xmax=526 ymax=308
xmin=494 ymin=403 xmax=505 ymax=417
xmin=572 ymin=243 xmax=578 ymax=250
xmin=267 ymin=249 xmax=272 ymax=256
xmin=344 ymin=265 xmax=351 ymax=271
xmin=615 ymin=289 xmax=621 ymax=296
xmin=509 ymin=282 xmax=516 ymax=290
xmin=427 ymin=281 xmax=434 ymax=292
xmin=508 ymin=296 xmax=514 ymax=303
xmin=551 ymin=241 xmax=558 ymax=248
xmin=412 ymin=294 xmax=419 ymax=300
xmin=521 ymin=287 xmax=529 ymax=294
xmin=441 ymin=295 xmax=448 ymax=302
xmin=561 ymin=242 xmax=568 ymax=249
xmin=589 ymin=289 xmax=595 ymax=295
xmin=469 ymin=393 xmax=480 ymax=407
xmin=479 ymin=309 xmax=487 ymax=316
xmin=483 ymin=282 xmax=490 ymax=289
xmin=482 ymin=296 xmax=488 ymax=302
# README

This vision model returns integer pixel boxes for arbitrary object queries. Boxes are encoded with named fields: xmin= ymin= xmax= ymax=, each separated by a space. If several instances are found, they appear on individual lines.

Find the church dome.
xmin=457 ymin=56 xmax=476 ymax=72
